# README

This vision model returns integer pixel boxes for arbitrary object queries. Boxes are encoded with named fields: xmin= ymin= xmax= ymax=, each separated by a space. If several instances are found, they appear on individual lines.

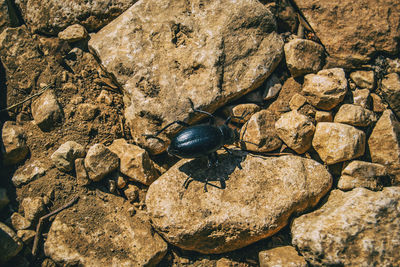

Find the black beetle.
xmin=144 ymin=99 xmax=247 ymax=192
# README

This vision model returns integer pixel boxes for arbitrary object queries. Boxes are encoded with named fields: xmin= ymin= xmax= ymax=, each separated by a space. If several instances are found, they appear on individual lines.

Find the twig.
xmin=0 ymin=84 xmax=51 ymax=113
xmin=32 ymin=196 xmax=79 ymax=256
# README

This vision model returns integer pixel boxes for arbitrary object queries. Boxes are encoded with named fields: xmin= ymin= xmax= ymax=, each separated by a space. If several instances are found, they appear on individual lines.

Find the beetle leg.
xmin=143 ymin=120 xmax=190 ymax=138
xmin=188 ymin=98 xmax=217 ymax=125
xmin=183 ymin=174 xmax=192 ymax=189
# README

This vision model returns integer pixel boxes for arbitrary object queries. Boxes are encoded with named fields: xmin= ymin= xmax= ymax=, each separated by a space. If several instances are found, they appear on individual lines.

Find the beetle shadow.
xmin=178 ymin=151 xmax=246 ymax=191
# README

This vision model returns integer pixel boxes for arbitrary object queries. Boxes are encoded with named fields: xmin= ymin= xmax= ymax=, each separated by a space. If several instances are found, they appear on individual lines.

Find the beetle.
xmin=144 ymin=99 xmax=247 ymax=192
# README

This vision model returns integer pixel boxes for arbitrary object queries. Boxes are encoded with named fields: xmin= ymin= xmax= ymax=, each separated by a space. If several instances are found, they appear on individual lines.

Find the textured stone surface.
xmin=51 ymin=141 xmax=85 ymax=172
xmin=31 ymin=90 xmax=63 ymax=131
xmin=21 ymin=196 xmax=46 ymax=223
xmin=240 ymin=109 xmax=282 ymax=152
xmin=275 ymin=111 xmax=315 ymax=154
xmin=370 ymin=93 xmax=387 ymax=112
xmin=296 ymin=0 xmax=400 ymax=67
xmin=292 ymin=187 xmax=400 ymax=266
xmin=0 ymin=0 xmax=19 ymax=34
xmin=74 ymin=158 xmax=90 ymax=186
xmin=259 ymin=246 xmax=307 ymax=267
xmin=350 ymin=70 xmax=375 ymax=90
xmin=381 ymin=73 xmax=400 ymax=118
xmin=17 ymin=229 xmax=36 ymax=244
xmin=302 ymin=68 xmax=347 ymax=110
xmin=108 ymin=139 xmax=159 ymax=185
xmin=0 ymin=222 xmax=23 ymax=264
xmin=84 ymin=144 xmax=119 ymax=182
xmin=289 ymin=93 xmax=307 ymax=111
xmin=146 ymin=155 xmax=332 ymax=254
xmin=368 ymin=110 xmax=400 ymax=184
xmin=77 ymin=103 xmax=99 ymax=121
xmin=338 ymin=160 xmax=388 ymax=191
xmin=334 ymin=104 xmax=376 ymax=127
xmin=44 ymin=194 xmax=167 ymax=266
xmin=12 ymin=160 xmax=47 ymax=187
xmin=11 ymin=212 xmax=31 ymax=230
xmin=58 ymin=24 xmax=88 ymax=42
xmin=352 ymin=88 xmax=371 ymax=108
xmin=15 ymin=0 xmax=138 ymax=34
xmin=1 ymin=121 xmax=29 ymax=165
xmin=89 ymin=0 xmax=283 ymax=154
xmin=284 ymin=38 xmax=325 ymax=77
xmin=314 ymin=111 xmax=332 ymax=123
xmin=222 ymin=104 xmax=260 ymax=124
xmin=312 ymin=122 xmax=366 ymax=165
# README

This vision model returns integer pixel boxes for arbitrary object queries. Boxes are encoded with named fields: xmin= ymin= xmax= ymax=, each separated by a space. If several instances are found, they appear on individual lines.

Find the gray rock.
xmin=89 ymin=0 xmax=284 ymax=154
xmin=31 ymin=90 xmax=63 ymax=132
xmin=291 ymin=187 xmax=400 ymax=266
xmin=0 ymin=188 xmax=9 ymax=210
xmin=259 ymin=246 xmax=307 ymax=267
xmin=84 ymin=144 xmax=119 ymax=182
xmin=381 ymin=73 xmax=400 ymax=118
xmin=312 ymin=122 xmax=366 ymax=165
xmin=44 ymin=194 xmax=167 ymax=266
xmin=146 ymin=155 xmax=332 ymax=254
xmin=334 ymin=104 xmax=377 ymax=127
xmin=12 ymin=160 xmax=47 ymax=187
xmin=0 ymin=222 xmax=23 ymax=264
xmin=1 ymin=121 xmax=29 ymax=165
xmin=284 ymin=38 xmax=325 ymax=77
xmin=338 ymin=160 xmax=388 ymax=191
xmin=302 ymin=68 xmax=347 ymax=110
xmin=21 ymin=197 xmax=46 ymax=223
xmin=368 ymin=110 xmax=400 ymax=184
xmin=51 ymin=141 xmax=85 ymax=172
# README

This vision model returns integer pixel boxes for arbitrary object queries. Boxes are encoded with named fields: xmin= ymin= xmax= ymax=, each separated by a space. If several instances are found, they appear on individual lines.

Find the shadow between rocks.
xmin=178 ymin=152 xmax=246 ymax=191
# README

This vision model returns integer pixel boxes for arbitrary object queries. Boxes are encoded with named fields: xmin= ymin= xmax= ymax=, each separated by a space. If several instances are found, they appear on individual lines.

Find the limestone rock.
xmin=51 ymin=141 xmax=85 ymax=172
xmin=350 ymin=70 xmax=375 ymax=89
xmin=146 ymin=155 xmax=332 ymax=254
xmin=289 ymin=93 xmax=307 ymax=111
xmin=74 ymin=158 xmax=90 ymax=186
xmin=58 ymin=24 xmax=88 ymax=42
xmin=17 ymin=229 xmax=36 ymax=244
xmin=284 ymin=38 xmax=325 ymax=77
xmin=21 ymin=197 xmax=46 ymax=223
xmin=370 ymin=93 xmax=387 ymax=113
xmin=124 ymin=184 xmax=139 ymax=202
xmin=77 ymin=103 xmax=99 ymax=121
xmin=314 ymin=111 xmax=332 ymax=123
xmin=368 ymin=110 xmax=400 ymax=184
xmin=12 ymin=160 xmax=47 ymax=187
xmin=259 ymin=246 xmax=307 ymax=267
xmin=1 ymin=121 xmax=29 ymax=165
xmin=15 ymin=0 xmax=138 ymax=35
xmin=275 ymin=111 xmax=315 ymax=154
xmin=312 ymin=122 xmax=366 ymax=165
xmin=240 ymin=110 xmax=282 ymax=152
xmin=31 ymin=90 xmax=63 ymax=131
xmin=334 ymin=104 xmax=377 ymax=127
xmin=381 ymin=73 xmax=400 ymax=118
xmin=108 ymin=139 xmax=159 ymax=185
xmin=267 ymin=77 xmax=303 ymax=117
xmin=352 ymin=88 xmax=371 ymax=108
xmin=291 ymin=187 xmax=400 ymax=266
xmin=222 ymin=104 xmax=260 ymax=124
xmin=0 ymin=222 xmax=23 ymax=265
xmin=89 ymin=0 xmax=284 ymax=154
xmin=11 ymin=212 xmax=31 ymax=230
xmin=302 ymin=68 xmax=347 ymax=110
xmin=296 ymin=0 xmax=400 ymax=68
xmin=338 ymin=160 xmax=388 ymax=191
xmin=44 ymin=194 xmax=167 ymax=266
xmin=387 ymin=58 xmax=400 ymax=74
xmin=84 ymin=144 xmax=119 ymax=182
xmin=0 ymin=188 xmax=9 ymax=210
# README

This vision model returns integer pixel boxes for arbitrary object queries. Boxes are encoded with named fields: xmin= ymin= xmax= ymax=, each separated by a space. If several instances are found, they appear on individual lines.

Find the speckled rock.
xmin=0 ymin=222 xmax=23 ymax=264
xmin=44 ymin=194 xmax=167 ymax=266
xmin=51 ymin=141 xmax=85 ymax=172
xmin=21 ymin=196 xmax=46 ymax=223
xmin=338 ymin=160 xmax=388 ymax=191
xmin=12 ymin=160 xmax=47 ymax=187
xmin=108 ymin=139 xmax=159 ymax=185
xmin=312 ymin=122 xmax=366 ymax=165
xmin=84 ymin=144 xmax=119 ymax=182
xmin=259 ymin=246 xmax=307 ymax=267
xmin=89 ymin=0 xmax=284 ymax=154
xmin=352 ymin=88 xmax=371 ymax=108
xmin=11 ymin=212 xmax=31 ymax=230
xmin=314 ymin=111 xmax=332 ymax=123
xmin=284 ymin=38 xmax=325 ymax=77
xmin=1 ymin=121 xmax=29 ymax=165
xmin=17 ymin=229 xmax=36 ymax=244
xmin=74 ymin=158 xmax=90 ymax=186
xmin=334 ymin=104 xmax=376 ymax=127
xmin=371 ymin=93 xmax=387 ymax=113
xmin=350 ymin=70 xmax=375 ymax=89
xmin=368 ymin=110 xmax=400 ymax=184
xmin=291 ymin=187 xmax=400 ymax=266
xmin=58 ymin=24 xmax=88 ymax=42
xmin=302 ymin=68 xmax=347 ymax=110
xmin=240 ymin=109 xmax=282 ymax=152
xmin=146 ymin=155 xmax=332 ymax=254
xmin=381 ymin=73 xmax=400 ymax=118
xmin=31 ymin=90 xmax=63 ymax=131
xmin=275 ymin=111 xmax=315 ymax=154
xmin=296 ymin=0 xmax=400 ymax=68
xmin=289 ymin=93 xmax=307 ymax=111
xmin=222 ymin=104 xmax=260 ymax=124
xmin=77 ymin=103 xmax=99 ymax=121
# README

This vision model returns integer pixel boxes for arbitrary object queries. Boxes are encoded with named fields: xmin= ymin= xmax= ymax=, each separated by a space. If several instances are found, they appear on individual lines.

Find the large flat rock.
xmin=146 ymin=154 xmax=332 ymax=254
xmin=89 ymin=0 xmax=283 ymax=154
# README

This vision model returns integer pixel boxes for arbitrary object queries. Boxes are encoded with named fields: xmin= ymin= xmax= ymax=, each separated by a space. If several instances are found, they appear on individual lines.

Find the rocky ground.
xmin=1 ymin=0 xmax=400 ymax=266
